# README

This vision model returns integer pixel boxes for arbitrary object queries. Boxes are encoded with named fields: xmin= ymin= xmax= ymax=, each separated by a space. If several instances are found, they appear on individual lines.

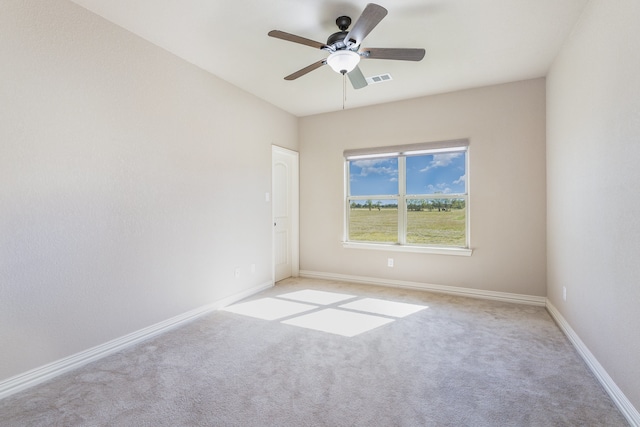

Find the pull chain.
xmin=342 ymin=72 xmax=347 ymax=110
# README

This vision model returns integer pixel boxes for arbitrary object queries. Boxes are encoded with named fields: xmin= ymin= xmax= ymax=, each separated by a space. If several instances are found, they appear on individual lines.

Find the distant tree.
xmin=366 ymin=199 xmax=373 ymax=211
xmin=451 ymin=199 xmax=465 ymax=210
xmin=426 ymin=200 xmax=434 ymax=211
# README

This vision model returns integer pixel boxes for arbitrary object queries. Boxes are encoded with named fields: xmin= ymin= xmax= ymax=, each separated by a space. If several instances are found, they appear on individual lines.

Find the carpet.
xmin=0 ymin=277 xmax=627 ymax=426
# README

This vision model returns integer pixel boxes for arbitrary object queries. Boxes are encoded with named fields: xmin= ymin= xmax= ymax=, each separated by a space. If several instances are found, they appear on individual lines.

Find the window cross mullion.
xmin=398 ymin=156 xmax=406 ymax=245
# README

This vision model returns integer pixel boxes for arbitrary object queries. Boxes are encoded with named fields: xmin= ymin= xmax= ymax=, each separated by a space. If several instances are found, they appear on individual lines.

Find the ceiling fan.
xmin=268 ymin=3 xmax=425 ymax=90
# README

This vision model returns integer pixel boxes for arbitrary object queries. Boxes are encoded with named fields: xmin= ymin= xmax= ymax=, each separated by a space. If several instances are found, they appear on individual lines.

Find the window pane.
xmin=349 ymin=158 xmax=398 ymax=196
xmin=406 ymin=198 xmax=466 ymax=246
xmin=348 ymin=199 xmax=398 ymax=243
xmin=406 ymin=152 xmax=466 ymax=195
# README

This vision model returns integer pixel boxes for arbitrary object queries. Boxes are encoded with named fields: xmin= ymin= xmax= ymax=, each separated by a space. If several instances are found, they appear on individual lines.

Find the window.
xmin=344 ymin=140 xmax=470 ymax=255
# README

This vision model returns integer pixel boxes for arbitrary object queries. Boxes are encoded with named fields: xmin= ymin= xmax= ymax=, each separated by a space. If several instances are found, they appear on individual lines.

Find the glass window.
xmin=406 ymin=197 xmax=466 ymax=246
xmin=345 ymin=144 xmax=468 ymax=249
xmin=406 ymin=153 xmax=466 ymax=195
xmin=348 ymin=158 xmax=398 ymax=196
xmin=348 ymin=199 xmax=398 ymax=243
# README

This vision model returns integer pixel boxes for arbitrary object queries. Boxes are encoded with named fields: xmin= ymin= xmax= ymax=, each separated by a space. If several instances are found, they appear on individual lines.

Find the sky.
xmin=349 ymin=153 xmax=466 ymax=197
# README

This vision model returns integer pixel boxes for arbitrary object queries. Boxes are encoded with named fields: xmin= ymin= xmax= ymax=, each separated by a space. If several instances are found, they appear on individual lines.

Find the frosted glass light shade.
xmin=326 ymin=50 xmax=361 ymax=74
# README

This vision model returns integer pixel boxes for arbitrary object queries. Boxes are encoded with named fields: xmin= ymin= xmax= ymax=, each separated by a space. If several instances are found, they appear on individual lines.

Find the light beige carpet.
xmin=0 ymin=277 xmax=627 ymax=426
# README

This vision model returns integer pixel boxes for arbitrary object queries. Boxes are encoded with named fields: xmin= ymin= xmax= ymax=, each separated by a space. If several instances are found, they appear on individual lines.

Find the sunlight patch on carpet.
xmin=223 ymin=290 xmax=429 ymax=337
xmin=278 ymin=289 xmax=356 ymax=305
xmin=340 ymin=298 xmax=427 ymax=318
xmin=223 ymin=298 xmax=317 ymax=320
xmin=282 ymin=308 xmax=394 ymax=337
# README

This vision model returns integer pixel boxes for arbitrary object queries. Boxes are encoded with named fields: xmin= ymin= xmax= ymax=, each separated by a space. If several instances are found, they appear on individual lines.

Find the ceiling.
xmin=69 ymin=0 xmax=588 ymax=117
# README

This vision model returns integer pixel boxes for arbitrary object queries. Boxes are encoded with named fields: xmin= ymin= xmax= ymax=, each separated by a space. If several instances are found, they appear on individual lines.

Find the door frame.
xmin=272 ymin=145 xmax=299 ymax=282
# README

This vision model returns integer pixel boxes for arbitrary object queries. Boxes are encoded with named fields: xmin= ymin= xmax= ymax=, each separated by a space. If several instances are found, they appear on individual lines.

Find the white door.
xmin=272 ymin=146 xmax=299 ymax=282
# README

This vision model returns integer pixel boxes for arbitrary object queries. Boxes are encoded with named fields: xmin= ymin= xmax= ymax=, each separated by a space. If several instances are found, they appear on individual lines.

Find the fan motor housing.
xmin=327 ymin=31 xmax=349 ymax=48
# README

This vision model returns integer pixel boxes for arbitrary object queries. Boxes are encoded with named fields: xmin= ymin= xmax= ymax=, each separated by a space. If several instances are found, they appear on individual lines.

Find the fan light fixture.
xmin=326 ymin=50 xmax=360 ymax=74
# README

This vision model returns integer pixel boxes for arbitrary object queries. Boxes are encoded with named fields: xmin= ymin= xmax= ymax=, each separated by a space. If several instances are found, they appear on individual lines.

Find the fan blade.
xmin=362 ymin=48 xmax=426 ymax=61
xmin=268 ymin=30 xmax=327 ymax=50
xmin=284 ymin=59 xmax=326 ymax=80
xmin=348 ymin=66 xmax=368 ymax=89
xmin=345 ymin=3 xmax=388 ymax=47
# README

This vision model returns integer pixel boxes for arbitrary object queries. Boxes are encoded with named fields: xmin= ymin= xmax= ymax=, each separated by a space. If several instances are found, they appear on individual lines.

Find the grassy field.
xmin=349 ymin=208 xmax=466 ymax=246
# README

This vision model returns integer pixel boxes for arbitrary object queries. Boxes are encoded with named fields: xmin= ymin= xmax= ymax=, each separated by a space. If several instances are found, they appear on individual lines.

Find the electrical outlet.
xmin=234 ymin=268 xmax=240 ymax=278
xmin=387 ymin=258 xmax=394 ymax=267
xmin=562 ymin=286 xmax=567 ymax=302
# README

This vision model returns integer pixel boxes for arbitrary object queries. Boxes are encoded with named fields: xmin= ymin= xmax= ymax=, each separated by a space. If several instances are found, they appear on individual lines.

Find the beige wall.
xmin=299 ymin=79 xmax=547 ymax=297
xmin=547 ymin=0 xmax=640 ymax=411
xmin=0 ymin=0 xmax=297 ymax=381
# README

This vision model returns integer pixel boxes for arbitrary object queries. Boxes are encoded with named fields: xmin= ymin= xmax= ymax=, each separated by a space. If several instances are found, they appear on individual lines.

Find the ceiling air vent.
xmin=365 ymin=73 xmax=393 ymax=85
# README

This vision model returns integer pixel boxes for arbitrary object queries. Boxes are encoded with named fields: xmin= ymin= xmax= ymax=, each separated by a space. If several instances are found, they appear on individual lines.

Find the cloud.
xmin=420 ymin=153 xmax=463 ymax=172
xmin=352 ymin=159 xmax=398 ymax=177
xmin=453 ymin=174 xmax=466 ymax=185
xmin=426 ymin=183 xmax=452 ymax=194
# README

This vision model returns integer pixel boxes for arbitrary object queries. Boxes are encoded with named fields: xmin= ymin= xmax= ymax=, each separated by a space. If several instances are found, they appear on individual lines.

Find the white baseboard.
xmin=299 ymin=270 xmax=546 ymax=306
xmin=546 ymin=301 xmax=640 ymax=427
xmin=0 ymin=280 xmax=273 ymax=401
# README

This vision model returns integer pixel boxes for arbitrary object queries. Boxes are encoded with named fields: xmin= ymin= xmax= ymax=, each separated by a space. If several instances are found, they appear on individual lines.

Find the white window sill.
xmin=341 ymin=241 xmax=473 ymax=256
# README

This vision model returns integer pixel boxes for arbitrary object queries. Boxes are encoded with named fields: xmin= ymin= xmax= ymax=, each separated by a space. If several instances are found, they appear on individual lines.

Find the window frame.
xmin=343 ymin=140 xmax=472 ymax=256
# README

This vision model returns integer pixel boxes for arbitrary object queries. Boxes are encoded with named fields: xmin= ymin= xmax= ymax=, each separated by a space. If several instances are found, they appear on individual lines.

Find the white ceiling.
xmin=69 ymin=0 xmax=588 ymax=117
